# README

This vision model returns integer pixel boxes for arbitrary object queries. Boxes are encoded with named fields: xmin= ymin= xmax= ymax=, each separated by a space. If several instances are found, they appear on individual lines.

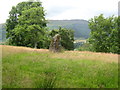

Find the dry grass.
xmin=52 ymin=51 xmax=118 ymax=63
xmin=1 ymin=45 xmax=118 ymax=63
xmin=1 ymin=45 xmax=48 ymax=57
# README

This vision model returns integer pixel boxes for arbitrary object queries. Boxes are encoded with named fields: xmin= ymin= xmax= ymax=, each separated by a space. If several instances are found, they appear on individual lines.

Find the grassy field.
xmin=2 ymin=45 xmax=118 ymax=88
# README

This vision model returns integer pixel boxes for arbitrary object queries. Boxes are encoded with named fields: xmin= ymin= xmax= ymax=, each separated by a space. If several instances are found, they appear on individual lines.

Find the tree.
xmin=49 ymin=27 xmax=74 ymax=50
xmin=6 ymin=1 xmax=40 ymax=39
xmin=6 ymin=1 xmax=48 ymax=48
xmin=88 ymin=14 xmax=119 ymax=54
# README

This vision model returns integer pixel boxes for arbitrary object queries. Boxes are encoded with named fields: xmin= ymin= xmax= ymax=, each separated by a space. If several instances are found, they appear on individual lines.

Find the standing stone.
xmin=49 ymin=34 xmax=62 ymax=52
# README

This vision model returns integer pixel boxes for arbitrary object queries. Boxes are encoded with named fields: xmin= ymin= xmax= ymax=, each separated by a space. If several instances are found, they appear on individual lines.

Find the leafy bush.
xmin=49 ymin=27 xmax=74 ymax=50
xmin=88 ymin=14 xmax=119 ymax=54
xmin=76 ymin=42 xmax=92 ymax=51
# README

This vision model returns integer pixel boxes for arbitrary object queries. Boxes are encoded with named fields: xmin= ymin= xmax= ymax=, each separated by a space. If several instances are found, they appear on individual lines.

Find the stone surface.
xmin=49 ymin=34 xmax=62 ymax=52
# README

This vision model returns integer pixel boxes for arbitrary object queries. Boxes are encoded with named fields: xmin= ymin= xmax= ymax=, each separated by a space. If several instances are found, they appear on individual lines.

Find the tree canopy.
xmin=5 ymin=1 xmax=74 ymax=50
xmin=6 ymin=1 xmax=48 ymax=48
xmin=88 ymin=14 xmax=119 ymax=54
xmin=49 ymin=27 xmax=74 ymax=50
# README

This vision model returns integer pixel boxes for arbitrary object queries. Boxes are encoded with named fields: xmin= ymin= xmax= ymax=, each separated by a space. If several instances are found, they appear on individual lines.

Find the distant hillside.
xmin=0 ymin=23 xmax=6 ymax=42
xmin=47 ymin=19 xmax=91 ymax=39
xmin=0 ymin=19 xmax=91 ymax=42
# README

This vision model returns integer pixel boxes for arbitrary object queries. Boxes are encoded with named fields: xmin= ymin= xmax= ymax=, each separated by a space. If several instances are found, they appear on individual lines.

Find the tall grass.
xmin=2 ymin=45 xmax=118 ymax=88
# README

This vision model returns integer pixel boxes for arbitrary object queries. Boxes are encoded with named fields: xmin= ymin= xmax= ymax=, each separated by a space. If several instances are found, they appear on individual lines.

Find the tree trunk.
xmin=34 ymin=42 xmax=37 ymax=49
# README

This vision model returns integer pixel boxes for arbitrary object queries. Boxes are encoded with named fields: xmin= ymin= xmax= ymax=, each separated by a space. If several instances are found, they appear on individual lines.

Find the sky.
xmin=0 ymin=0 xmax=119 ymax=23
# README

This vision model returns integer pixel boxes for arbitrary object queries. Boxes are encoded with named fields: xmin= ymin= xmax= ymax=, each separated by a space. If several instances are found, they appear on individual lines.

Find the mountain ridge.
xmin=47 ymin=19 xmax=90 ymax=39
xmin=0 ymin=19 xmax=91 ymax=42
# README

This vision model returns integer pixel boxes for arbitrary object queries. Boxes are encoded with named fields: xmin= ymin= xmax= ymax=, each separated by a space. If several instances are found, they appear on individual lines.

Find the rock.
xmin=49 ymin=34 xmax=62 ymax=52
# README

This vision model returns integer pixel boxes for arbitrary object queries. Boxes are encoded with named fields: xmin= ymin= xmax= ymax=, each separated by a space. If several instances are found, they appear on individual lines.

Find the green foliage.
xmin=49 ymin=27 xmax=74 ymax=50
xmin=88 ymin=14 xmax=119 ymax=54
xmin=5 ymin=1 xmax=48 ymax=48
xmin=76 ymin=42 xmax=92 ymax=51
xmin=1 ymin=19 xmax=90 ymax=43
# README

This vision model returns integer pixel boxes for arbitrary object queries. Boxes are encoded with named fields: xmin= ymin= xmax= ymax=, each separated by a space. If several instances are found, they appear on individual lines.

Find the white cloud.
xmin=41 ymin=0 xmax=119 ymax=20
xmin=0 ymin=0 xmax=27 ymax=23
xmin=0 ymin=0 xmax=119 ymax=23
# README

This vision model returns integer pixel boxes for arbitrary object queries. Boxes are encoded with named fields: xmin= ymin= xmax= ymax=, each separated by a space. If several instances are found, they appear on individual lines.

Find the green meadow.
xmin=2 ymin=45 xmax=118 ymax=88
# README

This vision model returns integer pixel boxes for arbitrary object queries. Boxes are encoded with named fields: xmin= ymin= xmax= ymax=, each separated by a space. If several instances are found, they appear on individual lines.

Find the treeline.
xmin=5 ymin=1 xmax=74 ymax=50
xmin=78 ymin=14 xmax=119 ymax=54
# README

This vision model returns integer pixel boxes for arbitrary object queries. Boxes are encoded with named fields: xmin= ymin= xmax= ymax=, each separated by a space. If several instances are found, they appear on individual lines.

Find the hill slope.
xmin=0 ymin=19 xmax=90 ymax=42
xmin=47 ymin=19 xmax=91 ymax=39
xmin=0 ymin=23 xmax=6 ymax=42
xmin=2 ymin=45 xmax=118 ymax=88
